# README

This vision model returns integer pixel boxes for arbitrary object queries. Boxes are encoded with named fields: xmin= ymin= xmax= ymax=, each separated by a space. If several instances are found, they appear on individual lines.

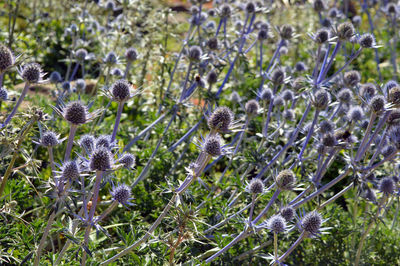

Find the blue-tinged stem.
xmin=2 ymin=82 xmax=30 ymax=127
xmin=292 ymin=168 xmax=351 ymax=209
xmin=319 ymin=48 xmax=363 ymax=85
xmin=111 ymin=102 xmax=124 ymax=143
xmin=215 ymin=18 xmax=224 ymax=37
xmin=168 ymin=116 xmax=204 ymax=152
xmin=358 ymin=111 xmax=390 ymax=161
xmin=81 ymin=170 xmax=103 ymax=265
xmin=319 ymin=41 xmax=341 ymax=82
xmin=124 ymin=111 xmax=169 ymax=152
xmin=256 ymin=103 xmax=312 ymax=179
xmin=315 ymin=44 xmax=331 ymax=85
xmin=252 ymin=189 xmax=281 ymax=224
xmin=278 ymin=231 xmax=307 ymax=262
xmin=69 ymin=62 xmax=80 ymax=81
xmin=298 ymin=110 xmax=319 ymax=161
xmin=354 ymin=112 xmax=376 ymax=162
xmin=131 ymin=107 xmax=178 ymax=188
xmin=157 ymin=24 xmax=194 ymax=115
xmin=64 ymin=124 xmax=78 ymax=162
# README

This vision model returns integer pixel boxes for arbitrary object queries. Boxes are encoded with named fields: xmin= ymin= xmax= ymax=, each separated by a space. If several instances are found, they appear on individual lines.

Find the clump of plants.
xmin=0 ymin=0 xmax=399 ymax=265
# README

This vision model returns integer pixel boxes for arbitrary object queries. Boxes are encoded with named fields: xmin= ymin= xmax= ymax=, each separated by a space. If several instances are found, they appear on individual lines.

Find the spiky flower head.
xmin=79 ymin=134 xmax=95 ymax=153
xmin=188 ymin=46 xmax=202 ymax=61
xmin=118 ymin=153 xmax=135 ymax=169
xmin=381 ymin=145 xmax=396 ymax=158
xmin=271 ymin=68 xmax=285 ymax=84
xmin=89 ymin=146 xmax=113 ymax=171
xmin=0 ymin=87 xmax=8 ymax=101
xmin=347 ymin=106 xmax=364 ymax=122
xmin=105 ymin=0 xmax=116 ymax=11
xmin=125 ymin=47 xmax=138 ymax=62
xmin=360 ymin=83 xmax=376 ymax=99
xmin=280 ymin=206 xmax=295 ymax=221
xmin=321 ymin=18 xmax=332 ymax=28
xmin=322 ymin=132 xmax=337 ymax=147
xmin=283 ymin=109 xmax=295 ymax=121
xmin=247 ymin=178 xmax=264 ymax=194
xmin=353 ymin=15 xmax=362 ymax=27
xmin=207 ymin=37 xmax=219 ymax=50
xmin=295 ymin=62 xmax=307 ymax=72
xmin=273 ymin=95 xmax=284 ymax=107
xmin=337 ymin=88 xmax=353 ymax=103
xmin=282 ymin=89 xmax=294 ymax=102
xmin=279 ymin=24 xmax=294 ymax=40
xmin=313 ymin=89 xmax=330 ymax=110
xmin=104 ymin=51 xmax=118 ymax=65
xmin=111 ymin=68 xmax=123 ymax=77
xmin=292 ymin=77 xmax=306 ymax=91
xmin=111 ymin=79 xmax=131 ymax=102
xmin=61 ymin=160 xmax=80 ymax=181
xmin=111 ymin=183 xmax=132 ymax=205
xmin=313 ymin=0 xmax=327 ymax=12
xmin=359 ymin=33 xmax=375 ymax=48
xmin=208 ymin=107 xmax=234 ymax=133
xmin=207 ymin=70 xmax=218 ymax=85
xmin=203 ymin=135 xmax=222 ymax=157
xmin=276 ymin=170 xmax=296 ymax=190
xmin=380 ymin=177 xmax=394 ymax=195
xmin=20 ymin=63 xmax=45 ymax=84
xmin=258 ymin=29 xmax=268 ymax=40
xmin=75 ymin=48 xmax=88 ymax=61
xmin=230 ymin=91 xmax=241 ymax=103
xmin=41 ymin=131 xmax=60 ymax=147
xmin=369 ymin=95 xmax=385 ymax=114
xmin=319 ymin=120 xmax=335 ymax=134
xmin=245 ymin=1 xmax=256 ymax=13
xmin=95 ymin=135 xmax=112 ymax=149
xmin=260 ymin=88 xmax=273 ymax=102
xmin=384 ymin=80 xmax=399 ymax=94
xmin=267 ymin=215 xmax=287 ymax=234
xmin=62 ymin=81 xmax=71 ymax=92
xmin=314 ymin=29 xmax=329 ymax=44
xmin=302 ymin=211 xmax=322 ymax=235
xmin=245 ymin=99 xmax=259 ymax=116
xmin=387 ymin=109 xmax=400 ymax=127
xmin=344 ymin=70 xmax=361 ymax=87
xmin=337 ymin=22 xmax=355 ymax=41
xmin=49 ymin=71 xmax=62 ymax=84
xmin=389 ymin=126 xmax=400 ymax=150
xmin=219 ymin=4 xmax=232 ymax=17
xmin=63 ymin=101 xmax=88 ymax=125
xmin=388 ymin=86 xmax=400 ymax=105
xmin=0 ymin=45 xmax=14 ymax=73
xmin=75 ymin=79 xmax=86 ymax=91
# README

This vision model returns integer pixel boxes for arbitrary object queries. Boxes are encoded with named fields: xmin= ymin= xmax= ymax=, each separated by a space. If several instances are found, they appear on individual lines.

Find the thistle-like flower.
xmin=89 ymin=146 xmax=113 ymax=171
xmin=111 ymin=183 xmax=133 ymax=207
xmin=18 ymin=63 xmax=47 ymax=84
xmin=104 ymin=79 xmax=140 ymax=103
xmin=0 ymin=45 xmax=15 ymax=74
xmin=79 ymin=134 xmax=95 ymax=154
xmin=301 ymin=211 xmax=323 ymax=236
xmin=275 ymin=170 xmax=296 ymax=190
xmin=53 ymin=100 xmax=101 ymax=126
xmin=34 ymin=131 xmax=64 ymax=147
xmin=117 ymin=153 xmax=136 ymax=169
xmin=267 ymin=215 xmax=287 ymax=234
xmin=207 ymin=106 xmax=237 ymax=133
xmin=246 ymin=178 xmax=265 ymax=194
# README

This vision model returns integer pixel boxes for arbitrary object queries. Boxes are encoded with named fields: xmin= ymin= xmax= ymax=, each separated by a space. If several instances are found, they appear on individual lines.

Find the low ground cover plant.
xmin=0 ymin=0 xmax=399 ymax=265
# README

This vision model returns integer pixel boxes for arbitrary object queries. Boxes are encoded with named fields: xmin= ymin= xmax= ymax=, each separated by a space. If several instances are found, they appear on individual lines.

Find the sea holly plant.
xmin=1 ymin=0 xmax=400 ymax=265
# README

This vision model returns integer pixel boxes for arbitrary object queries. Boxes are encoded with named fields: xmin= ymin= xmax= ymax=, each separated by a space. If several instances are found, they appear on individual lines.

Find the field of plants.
xmin=0 ymin=0 xmax=399 ymax=265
